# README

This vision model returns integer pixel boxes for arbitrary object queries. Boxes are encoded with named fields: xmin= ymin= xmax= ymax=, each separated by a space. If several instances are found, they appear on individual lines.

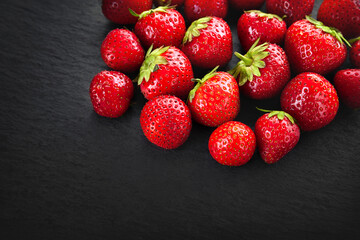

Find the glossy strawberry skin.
xmin=284 ymin=19 xmax=347 ymax=75
xmin=89 ymin=71 xmax=134 ymax=118
xmin=241 ymin=44 xmax=291 ymax=99
xmin=140 ymin=95 xmax=192 ymax=149
xmin=188 ymin=72 xmax=240 ymax=127
xmin=266 ymin=0 xmax=315 ymax=26
xmin=208 ymin=121 xmax=256 ymax=166
xmin=255 ymin=113 xmax=300 ymax=164
xmin=350 ymin=40 xmax=360 ymax=68
xmin=334 ymin=69 xmax=360 ymax=109
xmin=140 ymin=47 xmax=194 ymax=100
xmin=101 ymin=29 xmax=145 ymax=73
xmin=280 ymin=72 xmax=339 ymax=131
xmin=155 ymin=0 xmax=185 ymax=7
xmin=237 ymin=11 xmax=287 ymax=52
xmin=229 ymin=0 xmax=265 ymax=10
xmin=102 ymin=0 xmax=152 ymax=25
xmin=181 ymin=17 xmax=233 ymax=69
xmin=184 ymin=0 xmax=228 ymax=22
xmin=317 ymin=0 xmax=360 ymax=39
xmin=134 ymin=9 xmax=186 ymax=49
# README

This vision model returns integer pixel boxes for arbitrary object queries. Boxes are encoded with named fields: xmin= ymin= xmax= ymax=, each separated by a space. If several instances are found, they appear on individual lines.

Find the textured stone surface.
xmin=0 ymin=0 xmax=359 ymax=239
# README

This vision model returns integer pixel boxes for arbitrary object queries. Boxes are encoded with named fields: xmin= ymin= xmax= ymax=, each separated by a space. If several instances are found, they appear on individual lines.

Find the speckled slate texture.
xmin=0 ymin=0 xmax=359 ymax=239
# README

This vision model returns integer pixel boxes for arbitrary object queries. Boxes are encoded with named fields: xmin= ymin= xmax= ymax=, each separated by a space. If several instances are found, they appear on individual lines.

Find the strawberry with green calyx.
xmin=187 ymin=66 xmax=240 ymax=127
xmin=255 ymin=108 xmax=300 ymax=164
xmin=229 ymin=39 xmax=291 ymax=99
xmin=208 ymin=121 xmax=256 ymax=166
xmin=131 ymin=6 xmax=186 ymax=49
xmin=285 ymin=16 xmax=350 ymax=76
xmin=181 ymin=17 xmax=233 ymax=69
xmin=349 ymin=37 xmax=360 ymax=69
xmin=237 ymin=10 xmax=287 ymax=52
xmin=184 ymin=0 xmax=228 ymax=23
xmin=101 ymin=0 xmax=152 ymax=25
xmin=137 ymin=45 xmax=194 ymax=100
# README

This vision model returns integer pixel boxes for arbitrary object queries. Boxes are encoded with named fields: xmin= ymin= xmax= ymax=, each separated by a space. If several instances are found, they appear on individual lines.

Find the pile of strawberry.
xmin=90 ymin=0 xmax=360 ymax=166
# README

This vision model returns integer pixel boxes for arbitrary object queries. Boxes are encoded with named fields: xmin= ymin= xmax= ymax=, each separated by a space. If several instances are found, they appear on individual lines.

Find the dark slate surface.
xmin=1 ymin=0 xmax=359 ymax=239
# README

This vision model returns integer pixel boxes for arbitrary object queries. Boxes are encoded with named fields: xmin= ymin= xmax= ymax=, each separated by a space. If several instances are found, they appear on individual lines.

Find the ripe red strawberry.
xmin=285 ymin=16 xmax=349 ymax=75
xmin=255 ymin=109 xmax=300 ymax=164
xmin=181 ymin=17 xmax=233 ymax=69
xmin=229 ymin=39 xmax=291 ymax=99
xmin=266 ymin=0 xmax=315 ymax=26
xmin=317 ymin=0 xmax=360 ymax=39
xmin=155 ymin=0 xmax=185 ymax=7
xmin=132 ymin=6 xmax=186 ymax=49
xmin=333 ymin=69 xmax=360 ymax=109
xmin=101 ymin=0 xmax=152 ymax=25
xmin=137 ymin=46 xmax=194 ymax=100
xmin=350 ymin=37 xmax=360 ymax=69
xmin=184 ymin=0 xmax=228 ymax=23
xmin=140 ymin=95 xmax=192 ymax=149
xmin=208 ymin=121 xmax=256 ymax=166
xmin=280 ymin=72 xmax=339 ymax=131
xmin=237 ymin=10 xmax=287 ymax=52
xmin=228 ymin=0 xmax=265 ymax=10
xmin=101 ymin=29 xmax=145 ymax=73
xmin=89 ymin=71 xmax=134 ymax=118
xmin=187 ymin=67 xmax=240 ymax=127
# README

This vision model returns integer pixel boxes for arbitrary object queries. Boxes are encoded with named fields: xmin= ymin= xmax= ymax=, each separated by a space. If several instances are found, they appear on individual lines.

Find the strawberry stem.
xmin=256 ymin=107 xmax=296 ymax=125
xmin=228 ymin=38 xmax=269 ymax=86
xmin=182 ymin=17 xmax=212 ymax=44
xmin=188 ymin=66 xmax=219 ymax=102
xmin=305 ymin=16 xmax=351 ymax=47
xmin=349 ymin=37 xmax=360 ymax=45
xmin=245 ymin=10 xmax=283 ymax=21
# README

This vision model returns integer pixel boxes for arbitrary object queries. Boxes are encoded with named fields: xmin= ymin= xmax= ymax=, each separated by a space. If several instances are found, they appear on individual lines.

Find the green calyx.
xmin=137 ymin=45 xmax=169 ymax=85
xmin=257 ymin=108 xmax=296 ymax=125
xmin=188 ymin=66 xmax=219 ymax=102
xmin=305 ymin=16 xmax=351 ymax=47
xmin=349 ymin=36 xmax=360 ymax=45
xmin=245 ymin=10 xmax=283 ymax=21
xmin=129 ymin=5 xmax=175 ymax=20
xmin=228 ymin=38 xmax=269 ymax=86
xmin=182 ymin=17 xmax=212 ymax=45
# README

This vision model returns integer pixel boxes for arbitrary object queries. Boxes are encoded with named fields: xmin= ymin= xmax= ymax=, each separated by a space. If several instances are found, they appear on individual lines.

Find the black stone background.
xmin=1 ymin=0 xmax=360 ymax=239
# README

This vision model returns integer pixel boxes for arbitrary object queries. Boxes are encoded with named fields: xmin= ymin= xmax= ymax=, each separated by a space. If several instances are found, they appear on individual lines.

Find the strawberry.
xmin=89 ymin=71 xmax=134 ymax=118
xmin=280 ymin=72 xmax=339 ymax=131
xmin=155 ymin=0 xmax=185 ymax=7
xmin=187 ymin=67 xmax=240 ymax=127
xmin=208 ymin=121 xmax=256 ymax=166
xmin=237 ymin=10 xmax=287 ymax=52
xmin=228 ymin=0 xmax=265 ymax=10
xmin=132 ymin=6 xmax=186 ymax=49
xmin=181 ymin=17 xmax=233 ymax=69
xmin=266 ymin=0 xmax=315 ymax=26
xmin=101 ymin=0 xmax=152 ymax=25
xmin=137 ymin=46 xmax=194 ymax=100
xmin=255 ymin=109 xmax=300 ymax=164
xmin=140 ymin=95 xmax=192 ymax=149
xmin=333 ymin=69 xmax=360 ymax=109
xmin=101 ymin=29 xmax=145 ymax=73
xmin=350 ymin=37 xmax=360 ymax=69
xmin=317 ymin=0 xmax=360 ymax=39
xmin=285 ymin=16 xmax=350 ymax=76
xmin=229 ymin=39 xmax=291 ymax=99
xmin=184 ymin=0 xmax=228 ymax=23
